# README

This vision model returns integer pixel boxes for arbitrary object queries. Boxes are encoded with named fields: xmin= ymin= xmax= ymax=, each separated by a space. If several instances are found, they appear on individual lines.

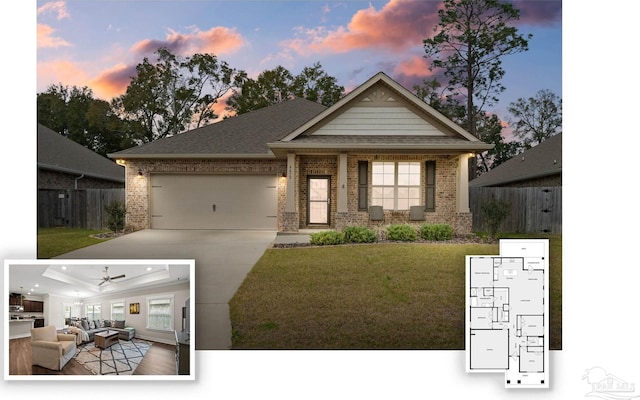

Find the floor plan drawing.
xmin=465 ymin=239 xmax=549 ymax=388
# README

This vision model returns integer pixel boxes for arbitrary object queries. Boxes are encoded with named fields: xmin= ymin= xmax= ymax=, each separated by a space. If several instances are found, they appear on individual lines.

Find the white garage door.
xmin=150 ymin=174 xmax=278 ymax=230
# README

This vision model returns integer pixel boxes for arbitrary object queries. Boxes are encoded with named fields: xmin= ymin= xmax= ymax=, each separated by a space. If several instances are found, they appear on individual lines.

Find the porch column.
xmin=337 ymin=153 xmax=348 ymax=213
xmin=285 ymin=153 xmax=296 ymax=212
xmin=456 ymin=154 xmax=470 ymax=213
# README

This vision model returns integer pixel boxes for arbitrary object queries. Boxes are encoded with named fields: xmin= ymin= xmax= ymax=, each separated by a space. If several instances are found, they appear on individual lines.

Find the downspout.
xmin=74 ymin=174 xmax=85 ymax=190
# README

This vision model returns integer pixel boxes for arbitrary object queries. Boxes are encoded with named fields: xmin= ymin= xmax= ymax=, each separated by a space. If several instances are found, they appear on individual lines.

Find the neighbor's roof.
xmin=469 ymin=133 xmax=562 ymax=187
xmin=109 ymin=98 xmax=327 ymax=159
xmin=38 ymin=124 xmax=124 ymax=182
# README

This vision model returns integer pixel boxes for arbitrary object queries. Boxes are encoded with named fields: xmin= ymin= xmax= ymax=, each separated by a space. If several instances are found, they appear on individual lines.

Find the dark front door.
xmin=308 ymin=177 xmax=330 ymax=225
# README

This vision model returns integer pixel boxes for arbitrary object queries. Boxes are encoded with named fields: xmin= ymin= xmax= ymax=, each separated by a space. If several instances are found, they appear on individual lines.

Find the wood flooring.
xmin=8 ymin=337 xmax=177 ymax=376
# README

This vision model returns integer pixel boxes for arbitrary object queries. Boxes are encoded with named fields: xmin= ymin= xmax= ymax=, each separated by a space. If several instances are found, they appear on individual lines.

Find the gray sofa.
xmin=68 ymin=319 xmax=135 ymax=343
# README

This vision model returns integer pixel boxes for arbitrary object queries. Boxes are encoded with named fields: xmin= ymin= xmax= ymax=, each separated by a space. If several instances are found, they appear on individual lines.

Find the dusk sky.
xmin=6 ymin=2 xmax=640 ymax=398
xmin=36 ymin=0 xmax=562 ymax=126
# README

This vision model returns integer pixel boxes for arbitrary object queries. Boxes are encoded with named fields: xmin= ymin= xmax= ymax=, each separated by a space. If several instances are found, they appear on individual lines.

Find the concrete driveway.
xmin=56 ymin=229 xmax=276 ymax=350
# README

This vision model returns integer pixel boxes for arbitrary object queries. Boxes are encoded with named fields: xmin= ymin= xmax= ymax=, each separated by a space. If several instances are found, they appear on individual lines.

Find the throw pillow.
xmin=103 ymin=320 xmax=110 ymax=327
xmin=94 ymin=319 xmax=102 ymax=328
xmin=114 ymin=320 xmax=125 ymax=329
xmin=81 ymin=319 xmax=90 ymax=330
xmin=89 ymin=320 xmax=95 ymax=329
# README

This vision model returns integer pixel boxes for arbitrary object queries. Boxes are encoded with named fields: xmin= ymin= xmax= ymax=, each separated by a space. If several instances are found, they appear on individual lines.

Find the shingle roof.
xmin=469 ymin=133 xmax=562 ymax=187
xmin=37 ymin=124 xmax=125 ymax=182
xmin=110 ymin=98 xmax=327 ymax=158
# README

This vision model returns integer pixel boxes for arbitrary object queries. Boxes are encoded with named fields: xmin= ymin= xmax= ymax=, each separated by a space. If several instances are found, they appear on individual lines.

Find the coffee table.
xmin=95 ymin=330 xmax=119 ymax=350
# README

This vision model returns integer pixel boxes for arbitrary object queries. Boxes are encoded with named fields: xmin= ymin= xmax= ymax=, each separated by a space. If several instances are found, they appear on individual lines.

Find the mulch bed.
xmin=272 ymin=235 xmax=495 ymax=248
xmin=90 ymin=232 xmax=128 ymax=239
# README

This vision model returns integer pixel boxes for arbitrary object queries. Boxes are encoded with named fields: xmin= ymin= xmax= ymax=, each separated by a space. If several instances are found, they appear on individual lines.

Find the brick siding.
xmin=120 ymin=154 xmax=472 ymax=233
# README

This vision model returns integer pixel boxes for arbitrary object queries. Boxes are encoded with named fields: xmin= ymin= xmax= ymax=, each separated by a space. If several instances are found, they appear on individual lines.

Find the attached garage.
xmin=150 ymin=174 xmax=278 ymax=230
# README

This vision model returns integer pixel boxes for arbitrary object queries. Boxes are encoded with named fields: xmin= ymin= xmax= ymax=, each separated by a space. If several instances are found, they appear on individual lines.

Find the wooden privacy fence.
xmin=38 ymin=188 xmax=125 ymax=230
xmin=469 ymin=186 xmax=562 ymax=234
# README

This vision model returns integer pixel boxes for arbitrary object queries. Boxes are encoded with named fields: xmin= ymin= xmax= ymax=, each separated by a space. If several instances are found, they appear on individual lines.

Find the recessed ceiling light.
xmin=62 ymin=266 xmax=67 ymax=270
xmin=27 ymin=292 xmax=31 ymax=295
xmin=35 ymin=284 xmax=39 ymax=287
xmin=30 ymin=288 xmax=34 ymax=291
xmin=146 ymin=267 xmax=153 ymax=271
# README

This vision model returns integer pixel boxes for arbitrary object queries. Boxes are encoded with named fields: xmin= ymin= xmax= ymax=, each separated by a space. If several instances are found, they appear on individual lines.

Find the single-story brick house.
xmin=109 ymin=72 xmax=492 ymax=233
xmin=469 ymin=133 xmax=562 ymax=188
xmin=38 ymin=123 xmax=124 ymax=190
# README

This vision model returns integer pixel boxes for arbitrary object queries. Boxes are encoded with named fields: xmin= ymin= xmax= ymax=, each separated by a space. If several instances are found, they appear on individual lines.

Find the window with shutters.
xmin=371 ymin=161 xmax=421 ymax=210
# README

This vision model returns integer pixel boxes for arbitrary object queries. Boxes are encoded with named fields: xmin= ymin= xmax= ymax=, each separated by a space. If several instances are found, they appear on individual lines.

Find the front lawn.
xmin=229 ymin=235 xmax=562 ymax=350
xmin=37 ymin=227 xmax=112 ymax=258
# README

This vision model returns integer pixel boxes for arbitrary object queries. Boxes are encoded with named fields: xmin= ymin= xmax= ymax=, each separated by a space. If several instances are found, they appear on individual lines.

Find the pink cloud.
xmin=37 ymin=24 xmax=70 ymax=48
xmin=393 ymin=55 xmax=432 ymax=77
xmin=282 ymin=0 xmax=440 ymax=55
xmin=90 ymin=64 xmax=138 ymax=99
xmin=37 ymin=1 xmax=70 ymax=20
xmin=37 ymin=60 xmax=89 ymax=91
xmin=131 ymin=26 xmax=246 ymax=57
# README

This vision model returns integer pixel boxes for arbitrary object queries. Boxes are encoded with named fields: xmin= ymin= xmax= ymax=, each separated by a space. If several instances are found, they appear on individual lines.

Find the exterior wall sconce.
xmin=138 ymin=169 xmax=144 ymax=176
xmin=280 ymin=171 xmax=287 ymax=178
xmin=116 ymin=159 xmax=126 ymax=166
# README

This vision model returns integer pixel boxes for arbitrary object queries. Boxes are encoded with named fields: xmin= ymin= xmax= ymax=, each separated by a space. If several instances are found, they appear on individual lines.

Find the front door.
xmin=308 ymin=177 xmax=330 ymax=225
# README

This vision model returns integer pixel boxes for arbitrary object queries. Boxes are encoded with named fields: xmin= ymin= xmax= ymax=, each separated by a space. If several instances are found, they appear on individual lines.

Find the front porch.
xmin=280 ymin=152 xmax=473 ymax=234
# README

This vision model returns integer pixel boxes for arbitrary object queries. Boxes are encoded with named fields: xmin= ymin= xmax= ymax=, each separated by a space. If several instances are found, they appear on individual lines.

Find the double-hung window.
xmin=111 ymin=301 xmax=125 ymax=321
xmin=147 ymin=294 xmax=174 ymax=331
xmin=371 ymin=161 xmax=421 ymax=210
xmin=86 ymin=304 xmax=101 ymax=320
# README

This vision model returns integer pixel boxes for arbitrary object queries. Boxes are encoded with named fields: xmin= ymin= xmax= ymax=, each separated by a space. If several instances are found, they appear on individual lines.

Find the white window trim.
xmin=371 ymin=161 xmax=421 ymax=210
xmin=110 ymin=299 xmax=125 ymax=321
xmin=146 ymin=293 xmax=175 ymax=332
xmin=86 ymin=303 xmax=101 ymax=320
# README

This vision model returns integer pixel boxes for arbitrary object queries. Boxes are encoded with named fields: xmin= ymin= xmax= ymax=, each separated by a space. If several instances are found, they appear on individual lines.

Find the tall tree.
xmin=115 ymin=48 xmax=245 ymax=142
xmin=423 ymin=0 xmax=531 ymax=139
xmin=507 ymin=89 xmax=562 ymax=148
xmin=226 ymin=63 xmax=344 ymax=115
xmin=225 ymin=66 xmax=293 ymax=114
xmin=291 ymin=62 xmax=344 ymax=107
xmin=474 ymin=111 xmax=521 ymax=173
xmin=415 ymin=78 xmax=518 ymax=175
xmin=37 ymin=84 xmax=135 ymax=156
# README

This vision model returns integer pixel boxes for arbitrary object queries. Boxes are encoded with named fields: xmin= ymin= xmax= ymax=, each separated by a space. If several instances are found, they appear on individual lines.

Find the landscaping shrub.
xmin=386 ymin=224 xmax=417 ymax=241
xmin=481 ymin=196 xmax=510 ymax=239
xmin=310 ymin=230 xmax=345 ymax=246
xmin=420 ymin=224 xmax=454 ymax=241
xmin=343 ymin=226 xmax=377 ymax=243
xmin=104 ymin=200 xmax=127 ymax=232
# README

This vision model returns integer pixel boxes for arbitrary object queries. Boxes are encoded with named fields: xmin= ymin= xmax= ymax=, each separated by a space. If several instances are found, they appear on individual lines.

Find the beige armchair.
xmin=31 ymin=325 xmax=77 ymax=371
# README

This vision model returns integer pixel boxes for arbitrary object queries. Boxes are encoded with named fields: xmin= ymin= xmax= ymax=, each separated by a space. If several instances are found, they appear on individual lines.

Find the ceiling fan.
xmin=98 ymin=266 xmax=125 ymax=286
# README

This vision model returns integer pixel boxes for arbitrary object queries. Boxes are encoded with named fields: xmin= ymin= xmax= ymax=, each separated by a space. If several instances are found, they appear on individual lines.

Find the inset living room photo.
xmin=4 ymin=259 xmax=194 ymax=379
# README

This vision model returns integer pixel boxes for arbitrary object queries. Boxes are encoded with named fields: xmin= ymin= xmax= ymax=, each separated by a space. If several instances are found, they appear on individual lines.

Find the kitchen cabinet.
xmin=22 ymin=300 xmax=44 ymax=313
xmin=9 ymin=294 xmax=22 ymax=305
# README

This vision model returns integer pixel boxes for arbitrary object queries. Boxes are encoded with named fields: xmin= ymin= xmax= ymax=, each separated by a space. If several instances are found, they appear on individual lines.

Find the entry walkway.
xmin=56 ymin=229 xmax=276 ymax=350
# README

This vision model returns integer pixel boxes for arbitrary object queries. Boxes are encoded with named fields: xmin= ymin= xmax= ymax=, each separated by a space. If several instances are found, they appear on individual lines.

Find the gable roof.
xmin=38 ymin=124 xmax=124 ymax=183
xmin=469 ymin=133 xmax=562 ymax=187
xmin=268 ymin=72 xmax=493 ymax=156
xmin=109 ymin=98 xmax=327 ymax=159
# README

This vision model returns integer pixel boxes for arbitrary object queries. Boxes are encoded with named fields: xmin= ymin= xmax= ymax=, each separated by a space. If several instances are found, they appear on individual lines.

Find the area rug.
xmin=74 ymin=338 xmax=152 ymax=375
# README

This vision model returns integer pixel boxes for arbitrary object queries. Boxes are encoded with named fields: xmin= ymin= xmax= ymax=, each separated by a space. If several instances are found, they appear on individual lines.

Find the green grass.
xmin=37 ymin=227 xmax=112 ymax=258
xmin=230 ymin=234 xmax=562 ymax=350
